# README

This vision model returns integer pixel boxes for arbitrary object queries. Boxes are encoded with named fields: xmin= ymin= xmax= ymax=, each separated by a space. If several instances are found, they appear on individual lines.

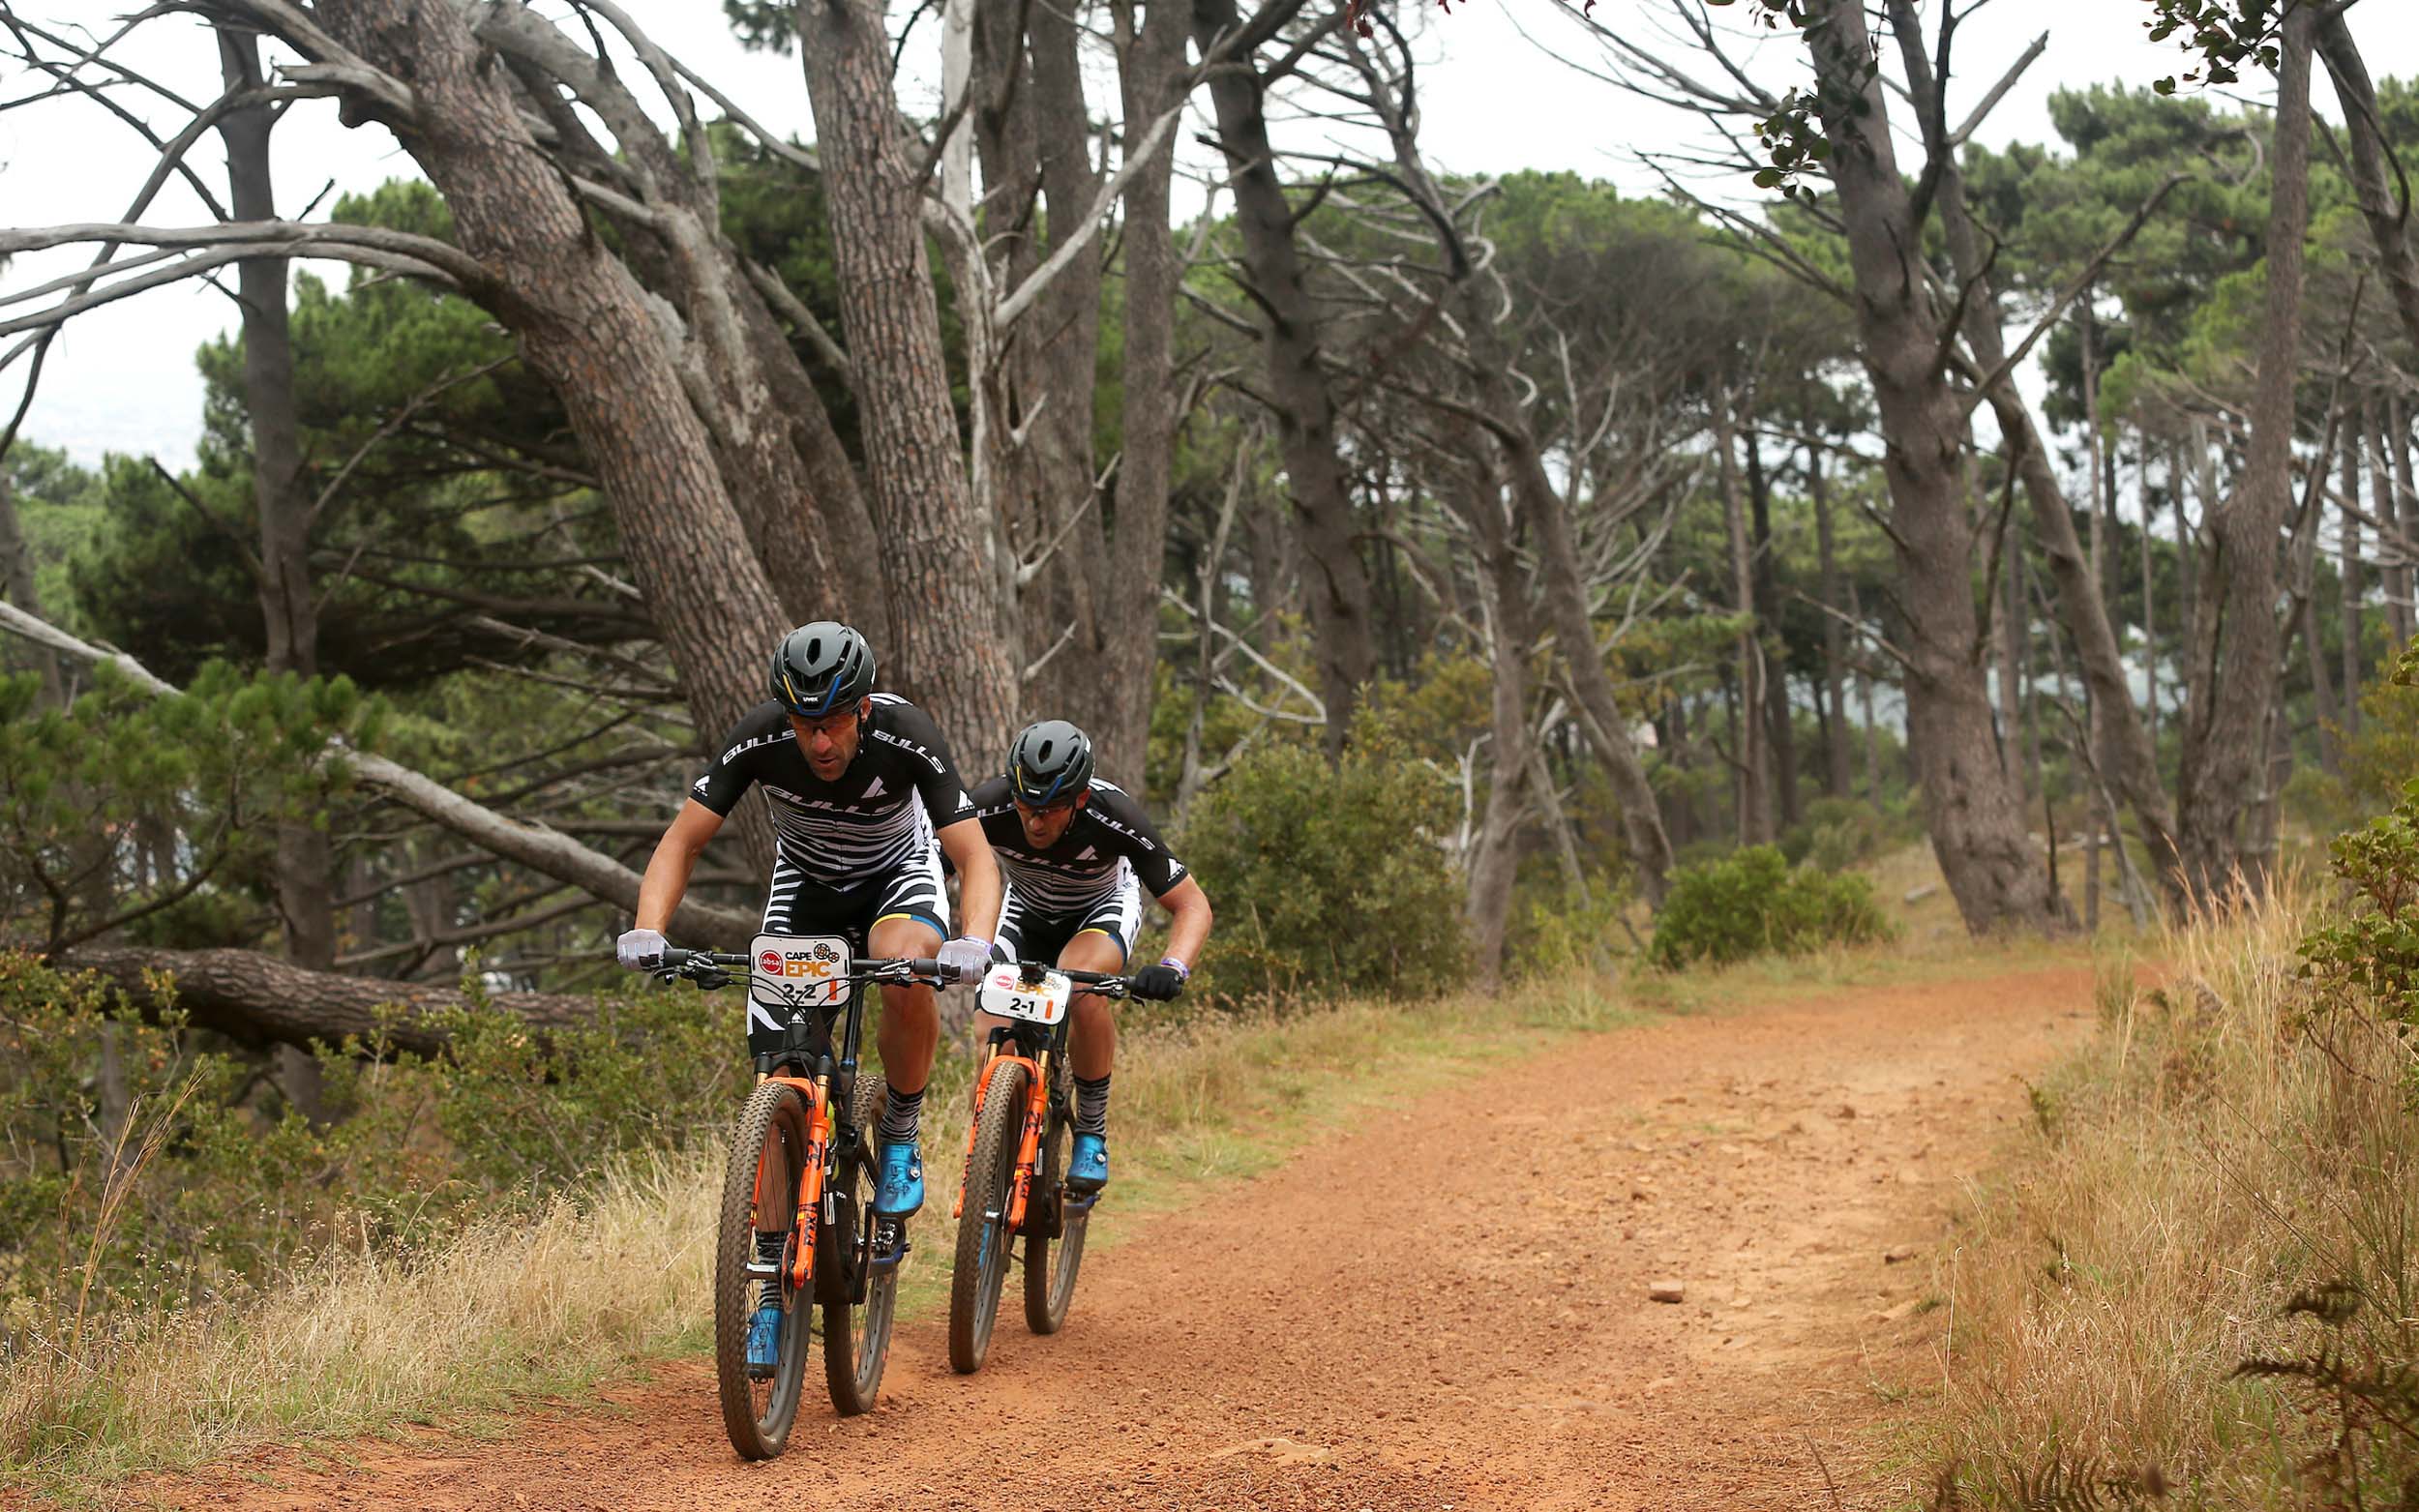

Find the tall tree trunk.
xmin=2142 ymin=430 xmax=2160 ymax=743
xmin=1718 ymin=403 xmax=1770 ymax=845
xmin=1997 ymin=493 xmax=2024 ymax=797
xmin=314 ymin=0 xmax=787 ymax=757
xmin=2376 ymin=394 xmax=2411 ymax=650
xmin=1745 ymin=424 xmax=1798 ymax=830
xmin=2315 ymin=14 xmax=2419 ymax=363
xmin=1193 ymin=0 xmax=1375 ymax=753
xmin=1898 ymin=8 xmax=2178 ymax=911
xmin=1805 ymin=0 xmax=2070 ymax=934
xmin=221 ymin=27 xmax=334 ymax=1120
xmin=2175 ymin=5 xmax=2314 ymax=905
xmin=1849 ymin=579 xmax=1883 ymax=808
xmin=1086 ymin=0 xmax=1191 ymax=783
xmin=2342 ymin=407 xmax=2364 ymax=738
xmin=1462 ymin=466 xmax=1533 ymax=985
xmin=792 ymin=0 xmax=1014 ymax=759
xmin=1810 ymin=444 xmax=1852 ymax=798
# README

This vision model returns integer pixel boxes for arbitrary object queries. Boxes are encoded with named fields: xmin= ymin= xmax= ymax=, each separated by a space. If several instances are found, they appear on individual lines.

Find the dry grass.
xmin=1915 ymin=874 xmax=2419 ymax=1505
xmin=1 ymin=972 xmax=1641 ymax=1497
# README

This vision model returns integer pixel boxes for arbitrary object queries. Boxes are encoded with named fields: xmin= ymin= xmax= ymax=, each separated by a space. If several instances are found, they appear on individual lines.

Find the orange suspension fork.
xmin=1004 ymin=1050 xmax=1050 ymax=1231
xmin=753 ymin=1076 xmax=828 ymax=1290
xmin=953 ymin=1051 xmax=1039 ymax=1221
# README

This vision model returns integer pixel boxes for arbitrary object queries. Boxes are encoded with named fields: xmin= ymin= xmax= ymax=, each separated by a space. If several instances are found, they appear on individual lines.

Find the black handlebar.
xmin=648 ymin=948 xmax=953 ymax=990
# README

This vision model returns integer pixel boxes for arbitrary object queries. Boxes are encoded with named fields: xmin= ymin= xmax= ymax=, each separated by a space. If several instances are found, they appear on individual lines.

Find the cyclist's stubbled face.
xmin=788 ymin=700 xmax=867 ymax=781
xmin=1014 ymin=792 xmax=1084 ymax=848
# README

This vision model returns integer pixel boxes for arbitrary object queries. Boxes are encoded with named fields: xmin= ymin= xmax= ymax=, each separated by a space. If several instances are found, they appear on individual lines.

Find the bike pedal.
xmin=743 ymin=1260 xmax=781 ymax=1279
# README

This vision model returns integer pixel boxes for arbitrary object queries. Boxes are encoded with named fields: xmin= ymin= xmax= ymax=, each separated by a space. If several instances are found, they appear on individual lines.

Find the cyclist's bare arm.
xmin=935 ymin=815 xmax=1002 ymax=942
xmin=1157 ymin=875 xmax=1213 ymax=969
xmin=636 ymin=799 xmax=727 ymax=932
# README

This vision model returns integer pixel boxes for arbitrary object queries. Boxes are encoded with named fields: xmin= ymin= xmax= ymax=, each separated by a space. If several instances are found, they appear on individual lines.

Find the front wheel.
xmin=1024 ymin=1099 xmax=1088 ymax=1334
xmin=714 ymin=1080 xmax=816 ymax=1460
xmin=821 ymin=1076 xmax=899 ymax=1415
xmin=948 ymin=1058 xmax=1029 ymax=1374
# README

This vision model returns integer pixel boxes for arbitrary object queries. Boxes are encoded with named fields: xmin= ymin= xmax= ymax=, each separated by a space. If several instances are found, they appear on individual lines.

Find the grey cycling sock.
xmin=1074 ymin=1073 xmax=1111 ymax=1139
xmin=879 ymin=1082 xmax=924 ymax=1147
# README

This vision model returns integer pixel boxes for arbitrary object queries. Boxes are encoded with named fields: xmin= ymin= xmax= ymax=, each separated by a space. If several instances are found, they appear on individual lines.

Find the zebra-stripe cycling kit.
xmin=690 ymin=694 xmax=976 ymax=1055
xmin=967 ymin=776 xmax=1189 ymax=966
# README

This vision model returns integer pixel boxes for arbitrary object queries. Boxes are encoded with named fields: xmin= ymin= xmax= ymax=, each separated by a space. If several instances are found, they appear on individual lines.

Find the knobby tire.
xmin=1024 ymin=1094 xmax=1087 ymax=1334
xmin=714 ymin=1079 xmax=815 ymax=1460
xmin=948 ymin=1058 xmax=1029 ymax=1374
xmin=821 ymin=1075 xmax=897 ymax=1415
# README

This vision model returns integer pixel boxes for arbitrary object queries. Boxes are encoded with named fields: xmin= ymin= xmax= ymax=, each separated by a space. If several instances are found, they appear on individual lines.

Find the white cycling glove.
xmin=936 ymin=935 xmax=993 ymax=983
xmin=616 ymin=927 xmax=668 ymax=971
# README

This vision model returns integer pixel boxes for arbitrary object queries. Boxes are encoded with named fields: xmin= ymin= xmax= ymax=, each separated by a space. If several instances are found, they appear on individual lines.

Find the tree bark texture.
xmin=1806 ymin=0 xmax=2070 ymax=934
xmin=1194 ymin=0 xmax=1376 ymax=752
xmin=2175 ymin=6 xmax=2313 ymax=905
xmin=793 ymin=0 xmax=1015 ymax=760
xmin=312 ymin=0 xmax=788 ymax=755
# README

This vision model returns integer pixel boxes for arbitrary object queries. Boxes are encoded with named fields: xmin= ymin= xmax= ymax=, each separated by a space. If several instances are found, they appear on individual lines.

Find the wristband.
xmin=1159 ymin=956 xmax=1190 ymax=980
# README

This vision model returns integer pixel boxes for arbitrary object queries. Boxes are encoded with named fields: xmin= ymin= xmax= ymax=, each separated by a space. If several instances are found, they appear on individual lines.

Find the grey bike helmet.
xmin=1004 ymin=720 xmax=1094 ymax=806
xmin=768 ymin=621 xmax=877 ymax=717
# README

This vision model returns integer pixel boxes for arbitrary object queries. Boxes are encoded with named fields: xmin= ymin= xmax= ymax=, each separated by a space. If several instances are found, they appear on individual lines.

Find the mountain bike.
xmin=946 ymin=959 xmax=1132 ymax=1374
xmin=652 ymin=937 xmax=948 ymax=1459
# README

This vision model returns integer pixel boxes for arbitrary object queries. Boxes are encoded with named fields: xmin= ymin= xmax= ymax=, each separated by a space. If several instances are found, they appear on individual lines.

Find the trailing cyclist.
xmin=968 ymin=719 xmax=1212 ymax=1194
xmin=616 ymin=621 xmax=1000 ymax=1373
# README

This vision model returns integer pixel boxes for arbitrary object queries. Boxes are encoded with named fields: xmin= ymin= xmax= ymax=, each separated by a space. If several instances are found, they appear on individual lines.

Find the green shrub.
xmin=0 ymin=951 xmax=739 ymax=1317
xmin=1177 ymin=727 xmax=1469 ymax=1004
xmin=1779 ymin=793 xmax=1918 ymax=874
xmin=1647 ymin=844 xmax=1894 ymax=970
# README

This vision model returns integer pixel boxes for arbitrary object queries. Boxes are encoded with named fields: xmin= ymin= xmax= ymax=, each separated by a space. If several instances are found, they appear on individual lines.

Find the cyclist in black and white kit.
xmin=616 ymin=623 xmax=1000 ymax=1373
xmin=969 ymin=720 xmax=1212 ymax=1194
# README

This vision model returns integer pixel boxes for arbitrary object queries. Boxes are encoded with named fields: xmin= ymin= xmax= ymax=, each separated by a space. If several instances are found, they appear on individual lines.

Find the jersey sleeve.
xmin=967 ymin=775 xmax=1021 ymax=846
xmin=882 ymin=699 xmax=978 ymax=827
xmin=689 ymin=707 xmax=779 ymax=816
xmin=1093 ymin=786 xmax=1190 ymax=897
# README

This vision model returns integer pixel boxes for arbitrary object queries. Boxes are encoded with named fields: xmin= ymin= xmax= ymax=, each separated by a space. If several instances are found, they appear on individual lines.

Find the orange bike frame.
xmin=752 ymin=1075 xmax=831 ymax=1290
xmin=950 ymin=1048 xmax=1051 ymax=1231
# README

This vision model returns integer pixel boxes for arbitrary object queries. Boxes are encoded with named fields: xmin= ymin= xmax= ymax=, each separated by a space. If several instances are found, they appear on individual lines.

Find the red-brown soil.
xmin=135 ymin=964 xmax=2090 ymax=1510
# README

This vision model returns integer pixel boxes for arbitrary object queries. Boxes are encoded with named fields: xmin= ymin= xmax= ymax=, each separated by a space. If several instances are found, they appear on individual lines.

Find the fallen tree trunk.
xmin=54 ymin=945 xmax=600 ymax=1058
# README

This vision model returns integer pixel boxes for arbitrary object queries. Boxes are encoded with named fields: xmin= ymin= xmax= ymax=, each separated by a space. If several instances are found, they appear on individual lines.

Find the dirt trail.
xmin=152 ymin=964 xmax=2090 ymax=1511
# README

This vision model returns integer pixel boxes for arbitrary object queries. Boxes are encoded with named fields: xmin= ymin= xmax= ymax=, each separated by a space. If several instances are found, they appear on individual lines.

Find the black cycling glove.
xmin=1131 ymin=959 xmax=1189 ymax=1001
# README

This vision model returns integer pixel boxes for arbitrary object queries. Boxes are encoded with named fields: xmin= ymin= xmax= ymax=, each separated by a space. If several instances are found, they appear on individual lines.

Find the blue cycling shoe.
xmin=1067 ymin=1132 xmax=1109 ymax=1193
xmin=873 ymin=1141 xmax=924 ymax=1217
xmin=745 ymin=1298 xmax=783 ymax=1379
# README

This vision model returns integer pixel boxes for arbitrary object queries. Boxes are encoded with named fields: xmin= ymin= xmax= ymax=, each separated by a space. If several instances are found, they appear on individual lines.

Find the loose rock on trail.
xmin=148 ymin=964 xmax=2090 ymax=1511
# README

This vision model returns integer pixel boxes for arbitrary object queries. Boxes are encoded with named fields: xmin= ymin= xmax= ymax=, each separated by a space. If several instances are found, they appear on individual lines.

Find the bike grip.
xmin=909 ymin=957 xmax=943 ymax=978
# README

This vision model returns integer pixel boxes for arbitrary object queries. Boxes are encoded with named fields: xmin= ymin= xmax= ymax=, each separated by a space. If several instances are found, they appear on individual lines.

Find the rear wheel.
xmin=714 ymin=1080 xmax=815 ymax=1460
xmin=1024 ymin=1099 xmax=1088 ymax=1334
xmin=948 ymin=1058 xmax=1029 ymax=1374
xmin=821 ymin=1076 xmax=899 ymax=1415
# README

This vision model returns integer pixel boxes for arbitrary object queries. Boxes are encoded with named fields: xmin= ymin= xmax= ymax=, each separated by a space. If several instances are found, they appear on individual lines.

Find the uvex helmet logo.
xmin=758 ymin=948 xmax=782 ymax=975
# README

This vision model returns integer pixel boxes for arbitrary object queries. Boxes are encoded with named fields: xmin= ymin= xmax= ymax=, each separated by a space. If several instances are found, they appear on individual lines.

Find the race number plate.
xmin=978 ymin=964 xmax=1070 ymax=1025
xmin=749 ymin=934 xmax=852 ymax=1012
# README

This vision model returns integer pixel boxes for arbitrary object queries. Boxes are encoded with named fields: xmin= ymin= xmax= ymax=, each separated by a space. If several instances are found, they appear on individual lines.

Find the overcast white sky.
xmin=4 ymin=0 xmax=2415 ymax=469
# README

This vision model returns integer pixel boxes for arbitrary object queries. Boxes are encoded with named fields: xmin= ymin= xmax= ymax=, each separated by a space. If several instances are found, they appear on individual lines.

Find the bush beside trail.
xmin=1647 ymin=845 xmax=1895 ymax=970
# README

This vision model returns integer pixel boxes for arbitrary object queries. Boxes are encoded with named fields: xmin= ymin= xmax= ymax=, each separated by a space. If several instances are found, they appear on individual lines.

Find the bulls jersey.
xmin=968 ymin=776 xmax=1189 ymax=918
xmin=691 ymin=694 xmax=975 ymax=884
